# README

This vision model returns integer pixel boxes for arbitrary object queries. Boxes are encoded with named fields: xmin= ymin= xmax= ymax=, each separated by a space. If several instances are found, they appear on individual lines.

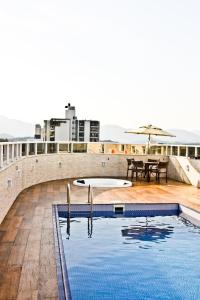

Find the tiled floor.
xmin=0 ymin=178 xmax=200 ymax=299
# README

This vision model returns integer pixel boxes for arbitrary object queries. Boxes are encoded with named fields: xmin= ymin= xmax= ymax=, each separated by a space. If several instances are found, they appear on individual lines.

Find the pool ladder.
xmin=67 ymin=183 xmax=93 ymax=239
xmin=67 ymin=183 xmax=94 ymax=213
xmin=66 ymin=183 xmax=71 ymax=239
xmin=88 ymin=184 xmax=94 ymax=213
xmin=88 ymin=185 xmax=93 ymax=238
xmin=67 ymin=183 xmax=71 ymax=215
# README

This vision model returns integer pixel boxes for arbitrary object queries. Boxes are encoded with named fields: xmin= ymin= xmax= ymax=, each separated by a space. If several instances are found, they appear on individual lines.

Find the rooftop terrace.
xmin=0 ymin=142 xmax=200 ymax=299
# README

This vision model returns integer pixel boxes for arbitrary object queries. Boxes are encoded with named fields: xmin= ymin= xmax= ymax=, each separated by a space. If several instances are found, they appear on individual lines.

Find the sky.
xmin=0 ymin=0 xmax=200 ymax=129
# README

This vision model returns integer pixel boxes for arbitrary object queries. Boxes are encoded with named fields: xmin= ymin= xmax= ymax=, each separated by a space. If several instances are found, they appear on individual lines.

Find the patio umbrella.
xmin=121 ymin=218 xmax=174 ymax=243
xmin=125 ymin=124 xmax=175 ymax=154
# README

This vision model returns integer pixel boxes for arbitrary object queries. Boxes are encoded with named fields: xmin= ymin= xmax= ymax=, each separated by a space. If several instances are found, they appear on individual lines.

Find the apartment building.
xmin=77 ymin=120 xmax=100 ymax=142
xmin=35 ymin=103 xmax=100 ymax=142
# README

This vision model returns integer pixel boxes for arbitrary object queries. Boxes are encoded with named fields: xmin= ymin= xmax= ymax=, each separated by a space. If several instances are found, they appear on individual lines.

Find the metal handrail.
xmin=88 ymin=184 xmax=94 ymax=213
xmin=87 ymin=216 xmax=93 ymax=238
xmin=67 ymin=183 xmax=71 ymax=214
xmin=90 ymin=186 xmax=93 ymax=214
xmin=88 ymin=184 xmax=91 ymax=203
xmin=66 ymin=215 xmax=70 ymax=239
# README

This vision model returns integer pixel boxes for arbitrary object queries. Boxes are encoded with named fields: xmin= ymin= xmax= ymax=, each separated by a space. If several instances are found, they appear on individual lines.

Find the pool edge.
xmin=53 ymin=205 xmax=72 ymax=300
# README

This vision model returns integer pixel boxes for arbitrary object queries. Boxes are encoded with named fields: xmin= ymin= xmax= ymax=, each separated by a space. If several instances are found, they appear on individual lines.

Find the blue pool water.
xmin=59 ymin=214 xmax=200 ymax=300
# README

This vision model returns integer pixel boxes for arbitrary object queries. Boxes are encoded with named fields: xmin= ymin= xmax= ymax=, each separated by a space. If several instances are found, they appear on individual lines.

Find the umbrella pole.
xmin=147 ymin=134 xmax=151 ymax=154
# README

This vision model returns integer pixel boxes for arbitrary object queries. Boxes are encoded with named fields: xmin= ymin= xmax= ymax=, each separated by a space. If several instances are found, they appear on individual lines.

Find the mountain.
xmin=0 ymin=115 xmax=200 ymax=144
xmin=0 ymin=116 xmax=34 ymax=138
xmin=159 ymin=129 xmax=200 ymax=144
xmin=100 ymin=125 xmax=200 ymax=144
xmin=193 ymin=130 xmax=200 ymax=136
xmin=100 ymin=125 xmax=146 ymax=143
xmin=0 ymin=133 xmax=14 ymax=139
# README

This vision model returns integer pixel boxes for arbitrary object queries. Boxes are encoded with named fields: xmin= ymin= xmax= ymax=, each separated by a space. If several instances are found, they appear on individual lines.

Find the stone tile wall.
xmin=0 ymin=153 xmax=169 ymax=224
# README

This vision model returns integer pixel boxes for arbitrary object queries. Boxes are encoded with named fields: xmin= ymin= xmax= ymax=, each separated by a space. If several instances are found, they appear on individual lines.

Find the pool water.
xmin=59 ymin=215 xmax=200 ymax=300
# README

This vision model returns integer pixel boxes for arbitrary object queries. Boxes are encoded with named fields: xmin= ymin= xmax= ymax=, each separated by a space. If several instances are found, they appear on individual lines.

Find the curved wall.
xmin=0 ymin=153 xmax=141 ymax=224
xmin=0 ymin=153 xmax=173 ymax=224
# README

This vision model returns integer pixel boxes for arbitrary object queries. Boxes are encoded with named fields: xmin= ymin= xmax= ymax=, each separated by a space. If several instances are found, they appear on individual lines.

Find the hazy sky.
xmin=0 ymin=0 xmax=200 ymax=129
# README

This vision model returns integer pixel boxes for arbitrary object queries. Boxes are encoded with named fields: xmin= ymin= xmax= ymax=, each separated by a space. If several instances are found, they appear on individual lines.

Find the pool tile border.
xmin=53 ymin=205 xmax=72 ymax=300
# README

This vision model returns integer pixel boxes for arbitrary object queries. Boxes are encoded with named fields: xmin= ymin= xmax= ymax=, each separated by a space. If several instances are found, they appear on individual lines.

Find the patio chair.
xmin=150 ymin=161 xmax=168 ymax=183
xmin=143 ymin=159 xmax=160 ymax=182
xmin=126 ymin=158 xmax=134 ymax=178
xmin=131 ymin=160 xmax=145 ymax=181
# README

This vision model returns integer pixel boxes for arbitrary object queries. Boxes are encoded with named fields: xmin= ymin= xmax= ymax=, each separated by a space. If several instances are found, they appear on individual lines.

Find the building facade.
xmin=77 ymin=120 xmax=100 ymax=142
xmin=35 ymin=103 xmax=100 ymax=142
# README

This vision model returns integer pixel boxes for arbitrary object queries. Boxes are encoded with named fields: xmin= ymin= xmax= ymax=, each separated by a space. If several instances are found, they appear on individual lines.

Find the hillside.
xmin=0 ymin=116 xmax=34 ymax=138
xmin=100 ymin=125 xmax=200 ymax=144
xmin=1 ymin=116 xmax=200 ymax=144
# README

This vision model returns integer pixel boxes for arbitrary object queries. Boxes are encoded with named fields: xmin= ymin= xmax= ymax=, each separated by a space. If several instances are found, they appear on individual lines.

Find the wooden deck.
xmin=0 ymin=179 xmax=200 ymax=299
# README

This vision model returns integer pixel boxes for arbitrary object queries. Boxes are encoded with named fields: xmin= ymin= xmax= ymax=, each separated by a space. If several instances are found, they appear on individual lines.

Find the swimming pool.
xmin=54 ymin=204 xmax=200 ymax=300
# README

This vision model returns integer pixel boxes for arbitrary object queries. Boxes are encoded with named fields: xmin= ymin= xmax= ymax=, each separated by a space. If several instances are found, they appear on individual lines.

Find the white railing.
xmin=0 ymin=141 xmax=200 ymax=170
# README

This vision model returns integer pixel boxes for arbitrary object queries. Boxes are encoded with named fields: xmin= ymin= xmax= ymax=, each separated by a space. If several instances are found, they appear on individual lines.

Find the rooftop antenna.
xmin=65 ymin=102 xmax=71 ymax=109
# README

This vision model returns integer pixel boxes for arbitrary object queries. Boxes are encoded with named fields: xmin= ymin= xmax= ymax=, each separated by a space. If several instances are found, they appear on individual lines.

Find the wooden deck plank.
xmin=38 ymin=265 xmax=58 ymax=299
xmin=17 ymin=261 xmax=39 ymax=292
xmin=8 ymin=244 xmax=26 ymax=267
xmin=0 ymin=243 xmax=13 ymax=268
xmin=14 ymin=229 xmax=30 ymax=246
xmin=24 ymin=241 xmax=41 ymax=262
xmin=0 ymin=266 xmax=21 ymax=300
xmin=16 ymin=289 xmax=38 ymax=300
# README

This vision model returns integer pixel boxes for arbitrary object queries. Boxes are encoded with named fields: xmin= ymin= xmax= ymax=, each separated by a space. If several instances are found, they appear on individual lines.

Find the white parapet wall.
xmin=1 ymin=151 xmax=200 ymax=225
xmin=190 ymin=159 xmax=200 ymax=173
xmin=169 ymin=156 xmax=200 ymax=187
